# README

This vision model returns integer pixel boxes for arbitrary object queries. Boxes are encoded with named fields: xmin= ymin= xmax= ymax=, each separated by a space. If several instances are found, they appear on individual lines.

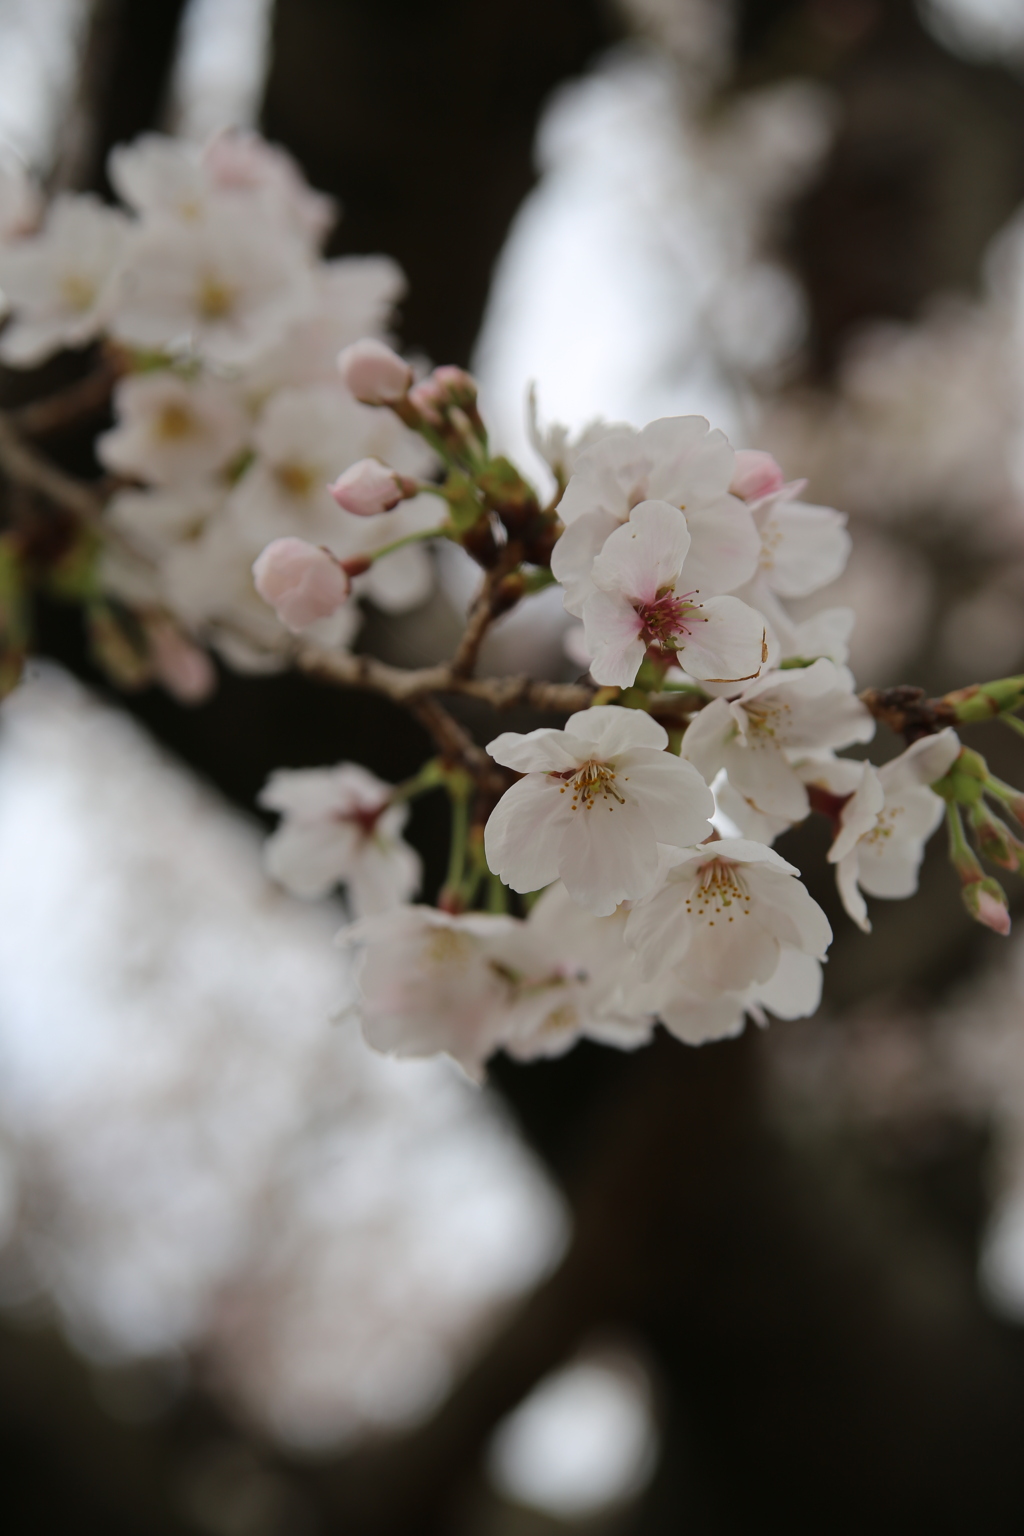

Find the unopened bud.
xmin=252 ymin=537 xmax=349 ymax=633
xmin=962 ymin=877 xmax=1011 ymax=936
xmin=328 ymin=458 xmax=416 ymax=517
xmin=730 ymin=449 xmax=785 ymax=502
xmin=408 ymin=365 xmax=481 ymax=427
xmin=337 ymin=339 xmax=413 ymax=406
xmin=968 ymin=803 xmax=1019 ymax=870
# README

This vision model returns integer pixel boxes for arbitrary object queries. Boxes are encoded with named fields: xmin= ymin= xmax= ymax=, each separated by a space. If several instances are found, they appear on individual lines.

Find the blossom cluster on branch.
xmin=0 ymin=129 xmax=1023 ymax=1079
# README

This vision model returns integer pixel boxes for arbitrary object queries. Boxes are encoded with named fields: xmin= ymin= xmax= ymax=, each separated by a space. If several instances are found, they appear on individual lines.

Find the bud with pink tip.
xmin=730 ymin=449 xmax=785 ymax=502
xmin=328 ymin=457 xmax=417 ymax=517
xmin=962 ymin=877 xmax=1012 ymax=935
xmin=337 ymin=339 xmax=413 ymax=406
xmin=252 ymin=537 xmax=350 ymax=633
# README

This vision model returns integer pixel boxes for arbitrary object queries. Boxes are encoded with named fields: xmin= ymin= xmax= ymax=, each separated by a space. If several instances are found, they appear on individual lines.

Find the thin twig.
xmin=11 ymin=364 xmax=120 ymax=438
xmin=295 ymin=641 xmax=595 ymax=715
xmin=0 ymin=412 xmax=105 ymax=525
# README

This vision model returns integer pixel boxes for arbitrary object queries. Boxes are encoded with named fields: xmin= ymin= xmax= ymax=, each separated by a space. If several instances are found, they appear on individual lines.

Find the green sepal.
xmin=441 ymin=469 xmax=486 ymax=533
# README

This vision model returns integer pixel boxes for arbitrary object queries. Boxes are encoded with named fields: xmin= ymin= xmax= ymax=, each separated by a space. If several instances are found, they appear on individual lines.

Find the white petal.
xmin=746 ymin=865 xmax=833 ymax=957
xmin=486 ymin=726 xmax=582 ymax=773
xmin=347 ymin=838 xmax=422 ymax=916
xmin=878 ymin=727 xmax=960 ymax=794
xmin=558 ymin=795 xmax=660 ymax=914
xmin=550 ymin=510 xmax=620 ymax=616
xmin=640 ymin=416 xmax=733 ymax=503
xmin=484 ymin=775 xmax=568 ymax=891
xmin=582 ymin=589 xmax=647 ymax=689
xmin=679 ymin=497 xmax=761 ymax=595
xmin=659 ymin=988 xmax=746 ymax=1045
xmin=693 ymin=918 xmax=780 ymax=992
xmin=760 ymin=502 xmax=851 ymax=598
xmin=828 ymin=763 xmax=884 ymax=864
xmin=615 ymin=749 xmax=714 ymax=846
xmin=565 ymin=703 xmax=669 ymax=756
xmin=362 ymin=544 xmax=432 ymax=612
xmin=676 ymin=594 xmax=765 ymax=683
xmin=752 ymin=946 xmax=823 ymax=1019
xmin=680 ymin=697 xmax=736 ymax=783
xmin=264 ymin=821 xmax=359 ymax=898
xmin=835 ymin=849 xmax=870 ymax=931
xmin=723 ymin=740 xmax=809 ymax=822
xmin=590 ymin=500 xmax=690 ymax=604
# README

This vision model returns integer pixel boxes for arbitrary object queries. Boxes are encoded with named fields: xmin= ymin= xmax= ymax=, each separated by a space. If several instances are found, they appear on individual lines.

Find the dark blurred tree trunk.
xmin=260 ymin=0 xmax=622 ymax=365
xmin=52 ymin=0 xmax=191 ymax=194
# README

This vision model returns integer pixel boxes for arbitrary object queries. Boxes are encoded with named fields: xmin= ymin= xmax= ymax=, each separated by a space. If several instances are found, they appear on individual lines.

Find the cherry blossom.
xmin=485 ymin=705 xmax=714 ymax=915
xmin=681 ymin=660 xmax=874 ymax=828
xmin=112 ymin=206 xmax=311 ymax=367
xmin=551 ymin=416 xmax=760 ymax=617
xmin=98 ymin=371 xmax=248 ymax=487
xmin=807 ymin=728 xmax=961 ymax=932
xmin=260 ymin=763 xmax=421 ymax=914
xmin=343 ymin=906 xmax=521 ymax=1077
xmin=252 ymin=538 xmax=350 ymax=633
xmin=625 ymin=838 xmax=832 ymax=1013
xmin=0 ymin=194 xmax=131 ymax=365
xmin=487 ymin=883 xmax=655 ymax=1061
xmin=581 ymin=500 xmax=767 ymax=688
xmin=202 ymin=129 xmax=336 ymax=245
xmin=730 ymin=449 xmax=785 ymax=502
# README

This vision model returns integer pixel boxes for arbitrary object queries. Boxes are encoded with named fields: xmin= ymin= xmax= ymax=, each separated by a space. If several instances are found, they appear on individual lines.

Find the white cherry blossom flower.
xmin=260 ymin=763 xmax=421 ymax=914
xmin=551 ymin=416 xmax=760 ymax=617
xmin=806 ymin=728 xmax=961 ymax=932
xmin=625 ymin=838 xmax=832 ymax=1008
xmin=98 ymin=371 xmax=248 ymax=487
xmin=343 ymin=906 xmax=521 ymax=1078
xmin=240 ymin=257 xmax=405 ymax=396
xmin=681 ymin=659 xmax=874 ymax=827
xmin=581 ymin=500 xmax=767 ymax=688
xmin=485 ymin=705 xmax=714 ymax=916
xmin=111 ymin=206 xmax=310 ymax=367
xmin=202 ymin=129 xmax=336 ymax=245
xmin=104 ymin=482 xmax=226 ymax=562
xmin=227 ymin=384 xmax=431 ymax=549
xmin=0 ymin=194 xmax=131 ymax=365
xmin=635 ymin=942 xmax=825 ymax=1047
xmin=487 ymin=883 xmax=655 ymax=1061
xmin=108 ymin=135 xmax=210 ymax=222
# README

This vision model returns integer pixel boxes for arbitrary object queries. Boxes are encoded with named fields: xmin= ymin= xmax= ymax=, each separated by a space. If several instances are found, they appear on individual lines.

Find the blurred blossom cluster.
xmin=0 ymin=669 xmax=566 ymax=1447
xmin=0 ymin=131 xmax=442 ymax=683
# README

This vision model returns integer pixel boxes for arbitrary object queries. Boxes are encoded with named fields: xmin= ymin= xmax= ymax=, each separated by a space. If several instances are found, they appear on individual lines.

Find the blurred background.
xmin=4 ymin=0 xmax=1024 ymax=1531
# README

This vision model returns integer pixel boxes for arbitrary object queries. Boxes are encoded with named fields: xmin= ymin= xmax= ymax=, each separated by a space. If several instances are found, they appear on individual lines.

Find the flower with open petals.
xmin=0 ymin=194 xmax=131 ymax=365
xmin=343 ymin=907 xmax=521 ymax=1077
xmin=581 ymin=500 xmax=766 ymax=688
xmin=260 ymin=763 xmax=421 ymax=914
xmin=551 ymin=415 xmax=760 ymax=616
xmin=99 ymin=371 xmax=248 ymax=487
xmin=485 ymin=705 xmax=714 ymax=915
xmin=806 ymin=728 xmax=961 ymax=932
xmin=625 ymin=838 xmax=832 ymax=1010
xmin=681 ymin=659 xmax=874 ymax=828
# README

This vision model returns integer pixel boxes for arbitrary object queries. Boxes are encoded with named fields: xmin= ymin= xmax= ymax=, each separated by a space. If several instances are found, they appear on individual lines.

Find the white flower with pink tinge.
xmin=342 ymin=906 xmax=521 ymax=1077
xmin=681 ymin=659 xmax=875 ymax=828
xmin=625 ymin=838 xmax=832 ymax=1035
xmin=727 ymin=449 xmax=852 ymax=665
xmin=801 ymin=727 xmax=961 ymax=932
xmin=581 ymin=500 xmax=767 ymax=689
xmin=551 ymin=416 xmax=760 ymax=618
xmin=98 ymin=371 xmax=248 ymax=488
xmin=485 ymin=705 xmax=714 ymax=916
xmin=0 ymin=194 xmax=131 ymax=366
xmin=260 ymin=762 xmax=421 ymax=915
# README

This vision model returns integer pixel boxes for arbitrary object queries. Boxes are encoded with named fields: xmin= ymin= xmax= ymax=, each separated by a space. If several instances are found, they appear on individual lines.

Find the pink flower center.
xmin=634 ymin=587 xmax=703 ymax=651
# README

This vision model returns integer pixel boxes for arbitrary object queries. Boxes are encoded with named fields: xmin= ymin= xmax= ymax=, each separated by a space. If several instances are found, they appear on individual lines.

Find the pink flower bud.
xmin=337 ymin=339 xmax=413 ymax=405
xmin=730 ymin=449 xmax=785 ymax=502
xmin=146 ymin=618 xmax=217 ymax=704
xmin=328 ymin=457 xmax=411 ymax=517
xmin=962 ymin=878 xmax=1012 ymax=936
xmin=252 ymin=537 xmax=350 ymax=633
